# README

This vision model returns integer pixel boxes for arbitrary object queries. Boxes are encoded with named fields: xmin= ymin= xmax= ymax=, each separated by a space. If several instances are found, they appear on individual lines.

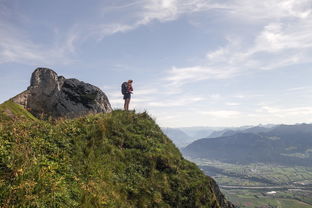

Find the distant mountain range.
xmin=161 ymin=128 xmax=195 ymax=148
xmin=182 ymin=124 xmax=312 ymax=166
xmin=207 ymin=124 xmax=276 ymax=138
xmin=162 ymin=125 xmax=272 ymax=148
xmin=162 ymin=127 xmax=231 ymax=148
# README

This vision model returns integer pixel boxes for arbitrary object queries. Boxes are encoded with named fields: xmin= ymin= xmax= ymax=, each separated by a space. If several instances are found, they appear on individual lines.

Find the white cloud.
xmin=138 ymin=0 xmax=179 ymax=24
xmin=3 ymin=0 xmax=312 ymax=67
xmin=226 ymin=102 xmax=240 ymax=106
xmin=2 ymin=0 xmax=312 ymax=127
xmin=0 ymin=22 xmax=77 ymax=65
xmin=90 ymin=23 xmax=135 ymax=40
xmin=139 ymin=0 xmax=312 ymax=24
xmin=166 ymin=66 xmax=237 ymax=86
xmin=254 ymin=21 xmax=312 ymax=53
xmin=164 ymin=0 xmax=312 ymax=86
xmin=286 ymin=86 xmax=311 ymax=92
xmin=260 ymin=106 xmax=312 ymax=116
xmin=148 ymin=96 xmax=205 ymax=107
xmin=227 ymin=0 xmax=312 ymax=21
xmin=134 ymin=88 xmax=159 ymax=96
xmin=86 ymin=0 xmax=232 ymax=40
xmin=0 ymin=0 xmax=79 ymax=65
xmin=138 ymin=0 xmax=230 ymax=25
xmin=83 ymin=0 xmax=181 ymax=40
xmin=202 ymin=110 xmax=241 ymax=118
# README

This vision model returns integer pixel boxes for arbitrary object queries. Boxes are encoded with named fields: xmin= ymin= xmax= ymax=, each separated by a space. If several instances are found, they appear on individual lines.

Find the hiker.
xmin=121 ymin=80 xmax=133 ymax=111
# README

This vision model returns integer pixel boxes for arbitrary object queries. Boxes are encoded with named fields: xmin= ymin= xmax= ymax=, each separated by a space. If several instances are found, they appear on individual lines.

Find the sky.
xmin=1 ymin=0 xmax=312 ymax=127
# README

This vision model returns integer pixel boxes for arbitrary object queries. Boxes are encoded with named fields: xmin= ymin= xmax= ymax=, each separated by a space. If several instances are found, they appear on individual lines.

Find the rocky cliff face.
xmin=12 ymin=68 xmax=112 ymax=118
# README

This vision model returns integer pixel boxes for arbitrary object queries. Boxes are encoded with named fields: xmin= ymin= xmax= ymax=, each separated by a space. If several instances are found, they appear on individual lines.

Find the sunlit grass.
xmin=0 ymin=105 xmax=223 ymax=207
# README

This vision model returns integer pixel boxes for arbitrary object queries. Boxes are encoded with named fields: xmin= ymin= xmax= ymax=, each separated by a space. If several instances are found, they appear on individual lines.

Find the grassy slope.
xmin=0 ymin=104 xmax=228 ymax=208
xmin=0 ymin=100 xmax=37 ymax=121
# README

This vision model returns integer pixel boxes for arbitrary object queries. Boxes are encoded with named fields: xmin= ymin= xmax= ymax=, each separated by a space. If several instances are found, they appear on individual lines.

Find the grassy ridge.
xmin=0 ymin=105 xmax=226 ymax=207
xmin=0 ymin=100 xmax=37 ymax=121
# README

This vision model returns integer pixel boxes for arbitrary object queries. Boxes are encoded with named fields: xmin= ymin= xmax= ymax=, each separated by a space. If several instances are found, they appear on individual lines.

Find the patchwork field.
xmin=189 ymin=158 xmax=312 ymax=208
xmin=224 ymin=189 xmax=312 ymax=208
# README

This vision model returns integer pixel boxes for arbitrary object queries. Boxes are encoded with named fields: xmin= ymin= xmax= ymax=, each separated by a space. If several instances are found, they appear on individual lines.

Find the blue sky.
xmin=1 ymin=0 xmax=312 ymax=127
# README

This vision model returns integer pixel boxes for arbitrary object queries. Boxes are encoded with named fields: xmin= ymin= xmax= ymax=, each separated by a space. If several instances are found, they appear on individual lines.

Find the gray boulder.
xmin=12 ymin=67 xmax=112 ymax=119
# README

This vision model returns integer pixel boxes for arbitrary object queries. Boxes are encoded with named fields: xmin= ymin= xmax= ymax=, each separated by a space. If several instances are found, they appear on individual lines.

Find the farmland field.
xmin=189 ymin=158 xmax=312 ymax=208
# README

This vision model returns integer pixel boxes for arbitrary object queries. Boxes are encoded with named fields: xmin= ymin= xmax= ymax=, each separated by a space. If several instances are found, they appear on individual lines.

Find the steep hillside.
xmin=183 ymin=124 xmax=312 ymax=166
xmin=0 ymin=100 xmax=38 ymax=121
xmin=0 ymin=103 xmax=234 ymax=208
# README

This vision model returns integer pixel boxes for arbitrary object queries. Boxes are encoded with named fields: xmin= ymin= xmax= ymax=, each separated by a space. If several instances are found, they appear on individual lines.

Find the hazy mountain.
xmin=206 ymin=126 xmax=249 ymax=138
xmin=207 ymin=125 xmax=276 ymax=138
xmin=183 ymin=124 xmax=312 ymax=166
xmin=161 ymin=127 xmax=194 ymax=148
xmin=163 ymin=125 xmax=275 ymax=148
xmin=180 ymin=127 xmax=222 ymax=139
xmin=242 ymin=126 xmax=273 ymax=134
xmin=162 ymin=127 xmax=224 ymax=148
xmin=208 ymin=129 xmax=236 ymax=138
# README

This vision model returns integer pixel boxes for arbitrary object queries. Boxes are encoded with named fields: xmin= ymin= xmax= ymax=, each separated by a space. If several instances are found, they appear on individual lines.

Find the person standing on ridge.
xmin=121 ymin=80 xmax=133 ymax=111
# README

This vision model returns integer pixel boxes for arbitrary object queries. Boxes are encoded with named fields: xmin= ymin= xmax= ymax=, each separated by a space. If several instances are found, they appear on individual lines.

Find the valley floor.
xmin=188 ymin=158 xmax=312 ymax=208
xmin=223 ymin=189 xmax=312 ymax=208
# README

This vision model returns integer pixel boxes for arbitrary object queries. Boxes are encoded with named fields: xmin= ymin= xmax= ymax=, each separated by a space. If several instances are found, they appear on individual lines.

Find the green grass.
xmin=0 ymin=100 xmax=37 ymax=121
xmin=0 ymin=106 xmax=227 ymax=208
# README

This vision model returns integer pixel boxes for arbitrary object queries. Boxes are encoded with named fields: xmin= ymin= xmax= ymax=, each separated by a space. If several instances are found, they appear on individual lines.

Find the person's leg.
xmin=126 ymin=98 xmax=130 ymax=110
xmin=124 ymin=99 xmax=127 ymax=110
xmin=125 ymin=98 xmax=130 ymax=110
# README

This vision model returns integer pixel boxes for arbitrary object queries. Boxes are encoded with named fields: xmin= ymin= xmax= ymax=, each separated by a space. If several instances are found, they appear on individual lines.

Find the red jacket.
xmin=128 ymin=83 xmax=133 ymax=93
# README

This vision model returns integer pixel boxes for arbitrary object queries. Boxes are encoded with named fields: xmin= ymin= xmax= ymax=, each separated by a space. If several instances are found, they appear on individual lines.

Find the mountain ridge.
xmin=183 ymin=123 xmax=312 ymax=166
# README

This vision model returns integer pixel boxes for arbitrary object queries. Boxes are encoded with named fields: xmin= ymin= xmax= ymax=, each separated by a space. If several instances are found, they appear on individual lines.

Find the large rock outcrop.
xmin=12 ymin=68 xmax=112 ymax=119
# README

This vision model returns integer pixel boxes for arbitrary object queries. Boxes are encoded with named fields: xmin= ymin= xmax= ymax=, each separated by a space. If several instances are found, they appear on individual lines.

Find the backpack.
xmin=121 ymin=82 xmax=128 ymax=95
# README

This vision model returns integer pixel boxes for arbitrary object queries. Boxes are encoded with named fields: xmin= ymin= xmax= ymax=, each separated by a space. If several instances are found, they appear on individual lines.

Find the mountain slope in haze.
xmin=207 ymin=126 xmax=263 ymax=138
xmin=180 ymin=127 xmax=220 ymax=140
xmin=183 ymin=124 xmax=312 ymax=166
xmin=162 ymin=128 xmax=194 ymax=148
xmin=0 ymin=101 xmax=234 ymax=208
xmin=163 ymin=127 xmax=228 ymax=148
